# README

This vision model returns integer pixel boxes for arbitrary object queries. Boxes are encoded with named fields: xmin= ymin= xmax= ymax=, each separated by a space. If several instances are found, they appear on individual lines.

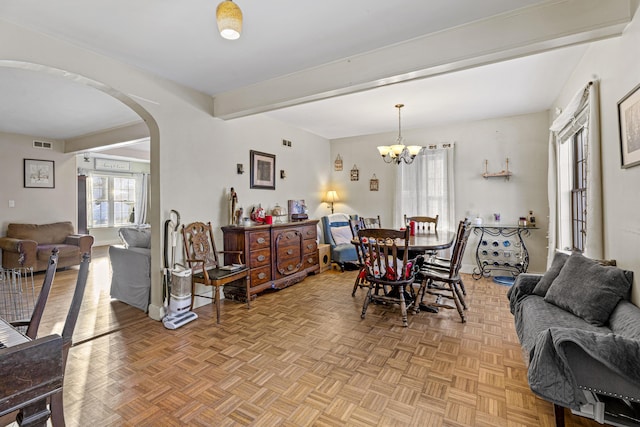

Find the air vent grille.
xmin=33 ymin=140 xmax=53 ymax=149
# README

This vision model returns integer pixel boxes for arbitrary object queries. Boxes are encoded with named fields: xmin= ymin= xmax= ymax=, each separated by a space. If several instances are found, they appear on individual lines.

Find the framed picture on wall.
xmin=24 ymin=159 xmax=55 ymax=188
xmin=618 ymin=82 xmax=640 ymax=169
xmin=250 ymin=150 xmax=276 ymax=189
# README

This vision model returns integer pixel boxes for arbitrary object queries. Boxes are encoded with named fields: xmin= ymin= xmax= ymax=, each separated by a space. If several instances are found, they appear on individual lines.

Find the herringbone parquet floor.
xmin=4 ymin=248 xmax=606 ymax=426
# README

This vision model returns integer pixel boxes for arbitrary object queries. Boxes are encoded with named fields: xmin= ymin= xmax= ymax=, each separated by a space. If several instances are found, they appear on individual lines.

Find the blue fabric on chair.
xmin=321 ymin=213 xmax=358 ymax=271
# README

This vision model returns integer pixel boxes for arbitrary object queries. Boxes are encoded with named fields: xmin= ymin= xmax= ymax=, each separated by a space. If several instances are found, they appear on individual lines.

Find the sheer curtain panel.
xmin=394 ymin=143 xmax=455 ymax=232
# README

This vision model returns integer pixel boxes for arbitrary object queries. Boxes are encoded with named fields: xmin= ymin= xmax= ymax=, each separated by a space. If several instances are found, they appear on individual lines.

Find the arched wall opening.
xmin=0 ymin=60 xmax=163 ymax=320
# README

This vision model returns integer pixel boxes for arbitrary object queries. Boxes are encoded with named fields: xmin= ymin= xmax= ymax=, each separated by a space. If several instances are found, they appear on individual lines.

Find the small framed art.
xmin=250 ymin=150 xmax=276 ymax=189
xmin=618 ymin=82 xmax=640 ymax=169
xmin=24 ymin=159 xmax=55 ymax=188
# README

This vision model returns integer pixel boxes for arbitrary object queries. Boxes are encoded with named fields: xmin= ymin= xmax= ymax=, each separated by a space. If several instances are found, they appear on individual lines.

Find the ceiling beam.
xmin=213 ymin=0 xmax=632 ymax=119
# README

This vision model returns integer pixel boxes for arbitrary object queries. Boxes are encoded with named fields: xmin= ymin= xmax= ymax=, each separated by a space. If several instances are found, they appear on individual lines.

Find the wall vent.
xmin=33 ymin=140 xmax=53 ymax=149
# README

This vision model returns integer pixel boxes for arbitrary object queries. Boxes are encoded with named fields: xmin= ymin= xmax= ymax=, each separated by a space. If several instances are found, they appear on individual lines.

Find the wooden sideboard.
xmin=221 ymin=220 xmax=319 ymax=297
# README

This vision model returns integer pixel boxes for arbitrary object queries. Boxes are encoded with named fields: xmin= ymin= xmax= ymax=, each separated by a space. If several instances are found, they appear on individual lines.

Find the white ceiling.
xmin=0 ymin=0 xmax=612 ymax=145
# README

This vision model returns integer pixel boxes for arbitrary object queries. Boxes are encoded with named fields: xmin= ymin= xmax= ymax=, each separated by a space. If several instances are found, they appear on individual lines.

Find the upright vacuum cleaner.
xmin=162 ymin=209 xmax=198 ymax=330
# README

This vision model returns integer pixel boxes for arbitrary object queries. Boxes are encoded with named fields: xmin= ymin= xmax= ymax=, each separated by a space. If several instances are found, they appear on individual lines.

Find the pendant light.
xmin=377 ymin=104 xmax=423 ymax=165
xmin=216 ymin=0 xmax=242 ymax=40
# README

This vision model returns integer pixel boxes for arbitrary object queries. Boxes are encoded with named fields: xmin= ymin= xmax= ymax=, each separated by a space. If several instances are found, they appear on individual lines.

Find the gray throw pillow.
xmin=544 ymin=253 xmax=632 ymax=326
xmin=532 ymin=251 xmax=569 ymax=296
xmin=119 ymin=228 xmax=151 ymax=249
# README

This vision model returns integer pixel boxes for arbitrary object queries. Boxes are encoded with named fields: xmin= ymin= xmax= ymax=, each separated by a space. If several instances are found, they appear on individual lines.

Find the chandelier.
xmin=377 ymin=104 xmax=423 ymax=165
xmin=216 ymin=0 xmax=243 ymax=40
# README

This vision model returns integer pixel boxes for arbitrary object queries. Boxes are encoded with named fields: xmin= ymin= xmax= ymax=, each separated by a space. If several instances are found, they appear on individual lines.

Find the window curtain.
xmin=134 ymin=173 xmax=149 ymax=225
xmin=393 ymin=143 xmax=455 ymax=232
xmin=547 ymin=80 xmax=603 ymax=265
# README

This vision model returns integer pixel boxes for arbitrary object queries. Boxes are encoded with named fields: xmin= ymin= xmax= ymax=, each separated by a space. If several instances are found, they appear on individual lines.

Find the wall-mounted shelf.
xmin=482 ymin=158 xmax=512 ymax=180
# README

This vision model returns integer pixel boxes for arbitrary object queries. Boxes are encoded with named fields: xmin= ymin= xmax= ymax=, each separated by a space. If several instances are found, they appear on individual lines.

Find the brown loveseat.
xmin=0 ymin=222 xmax=94 ymax=272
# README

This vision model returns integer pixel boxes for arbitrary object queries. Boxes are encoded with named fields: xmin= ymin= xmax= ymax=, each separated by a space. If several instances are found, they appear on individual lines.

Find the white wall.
xmin=550 ymin=9 xmax=640 ymax=305
xmin=0 ymin=19 xmax=330 ymax=319
xmin=0 ymin=132 xmax=77 ymax=231
xmin=330 ymin=111 xmax=550 ymax=274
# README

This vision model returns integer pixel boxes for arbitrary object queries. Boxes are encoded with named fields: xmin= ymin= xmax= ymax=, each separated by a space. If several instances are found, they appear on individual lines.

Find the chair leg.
xmin=399 ymin=286 xmax=408 ymax=327
xmin=454 ymin=283 xmax=467 ymax=310
xmin=245 ymin=276 xmax=251 ymax=309
xmin=361 ymin=287 xmax=373 ymax=319
xmin=448 ymin=283 xmax=466 ymax=323
xmin=50 ymin=391 xmax=65 ymax=427
xmin=554 ymin=404 xmax=565 ymax=427
xmin=459 ymin=278 xmax=467 ymax=296
xmin=352 ymin=267 xmax=365 ymax=297
xmin=214 ymin=284 xmax=221 ymax=324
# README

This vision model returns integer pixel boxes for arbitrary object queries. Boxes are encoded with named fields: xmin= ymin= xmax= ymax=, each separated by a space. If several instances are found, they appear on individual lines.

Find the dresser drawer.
xmin=303 ymin=240 xmax=317 ymax=254
xmin=250 ymin=265 xmax=271 ymax=287
xmin=304 ymin=253 xmax=319 ymax=268
xmin=249 ymin=248 xmax=271 ymax=268
xmin=249 ymin=231 xmax=270 ymax=250
xmin=301 ymin=225 xmax=317 ymax=240
xmin=275 ymin=258 xmax=302 ymax=277
xmin=277 ymin=245 xmax=301 ymax=262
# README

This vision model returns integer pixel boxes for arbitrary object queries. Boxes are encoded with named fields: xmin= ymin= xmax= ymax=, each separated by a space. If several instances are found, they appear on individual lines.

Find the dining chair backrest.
xmin=182 ymin=221 xmax=220 ymax=274
xmin=361 ymin=215 xmax=382 ymax=229
xmin=357 ymin=227 xmax=412 ymax=284
xmin=447 ymin=219 xmax=472 ymax=277
xmin=405 ymin=215 xmax=439 ymax=233
xmin=12 ymin=248 xmax=59 ymax=339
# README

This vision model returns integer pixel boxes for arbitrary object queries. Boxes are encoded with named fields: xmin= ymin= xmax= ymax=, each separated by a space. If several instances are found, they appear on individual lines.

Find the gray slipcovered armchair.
xmin=321 ymin=213 xmax=358 ymax=271
xmin=109 ymin=227 xmax=151 ymax=312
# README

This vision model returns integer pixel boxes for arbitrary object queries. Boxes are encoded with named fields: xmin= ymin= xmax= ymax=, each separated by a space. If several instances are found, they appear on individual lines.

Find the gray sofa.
xmin=109 ymin=227 xmax=151 ymax=312
xmin=508 ymin=251 xmax=640 ymax=426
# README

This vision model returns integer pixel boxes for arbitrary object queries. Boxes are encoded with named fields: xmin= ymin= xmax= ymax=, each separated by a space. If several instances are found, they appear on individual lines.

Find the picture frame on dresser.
xmin=618 ymin=82 xmax=640 ymax=169
xmin=250 ymin=150 xmax=276 ymax=189
xmin=24 ymin=159 xmax=55 ymax=188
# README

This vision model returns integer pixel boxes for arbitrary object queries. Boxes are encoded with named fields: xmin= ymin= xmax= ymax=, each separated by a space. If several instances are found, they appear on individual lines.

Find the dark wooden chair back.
xmin=182 ymin=221 xmax=220 ymax=277
xmin=405 ymin=215 xmax=439 ymax=233
xmin=50 ymin=251 xmax=91 ymax=426
xmin=9 ymin=248 xmax=59 ymax=339
xmin=447 ymin=219 xmax=472 ymax=278
xmin=357 ymin=227 xmax=412 ymax=285
xmin=361 ymin=215 xmax=382 ymax=229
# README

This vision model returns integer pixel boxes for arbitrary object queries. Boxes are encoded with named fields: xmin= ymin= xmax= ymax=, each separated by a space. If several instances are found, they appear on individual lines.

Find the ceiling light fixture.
xmin=377 ymin=104 xmax=423 ymax=165
xmin=216 ymin=0 xmax=243 ymax=40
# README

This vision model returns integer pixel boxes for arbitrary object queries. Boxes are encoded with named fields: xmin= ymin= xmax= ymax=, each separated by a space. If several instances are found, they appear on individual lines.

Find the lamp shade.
xmin=216 ymin=0 xmax=242 ymax=40
xmin=325 ymin=190 xmax=339 ymax=203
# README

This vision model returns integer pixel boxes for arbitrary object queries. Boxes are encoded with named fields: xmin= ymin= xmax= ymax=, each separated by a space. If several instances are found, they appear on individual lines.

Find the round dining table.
xmin=405 ymin=230 xmax=456 ymax=252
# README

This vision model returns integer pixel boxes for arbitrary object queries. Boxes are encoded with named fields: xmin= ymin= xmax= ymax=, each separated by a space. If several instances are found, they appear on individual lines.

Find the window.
xmin=88 ymin=174 xmax=136 ymax=228
xmin=571 ymin=128 xmax=587 ymax=251
xmin=556 ymin=106 xmax=588 ymax=252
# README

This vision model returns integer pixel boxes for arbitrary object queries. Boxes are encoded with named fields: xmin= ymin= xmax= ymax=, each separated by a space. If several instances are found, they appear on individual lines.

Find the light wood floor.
xmin=7 ymin=248 xmax=605 ymax=426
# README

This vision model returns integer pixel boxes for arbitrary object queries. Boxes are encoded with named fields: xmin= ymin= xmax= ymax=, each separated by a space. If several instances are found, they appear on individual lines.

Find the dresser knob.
xmin=257 ymin=255 xmax=265 ymax=262
xmin=257 ymin=237 xmax=266 ymax=244
xmin=287 ymin=264 xmax=294 ymax=271
xmin=258 ymin=272 xmax=266 ymax=279
xmin=287 ymin=249 xmax=293 ymax=255
xmin=307 ymin=244 xmax=314 ymax=250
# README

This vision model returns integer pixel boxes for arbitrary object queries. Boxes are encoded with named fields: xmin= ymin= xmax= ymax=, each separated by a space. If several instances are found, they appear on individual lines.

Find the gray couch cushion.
xmin=532 ymin=251 xmax=568 ymax=297
xmin=609 ymin=300 xmax=640 ymax=340
xmin=544 ymin=253 xmax=632 ymax=326
xmin=119 ymin=227 xmax=151 ymax=249
xmin=515 ymin=295 xmax=609 ymax=355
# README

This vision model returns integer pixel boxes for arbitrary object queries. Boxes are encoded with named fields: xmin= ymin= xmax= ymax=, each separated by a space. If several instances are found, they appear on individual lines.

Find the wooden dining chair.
xmin=404 ymin=215 xmax=439 ymax=233
xmin=415 ymin=219 xmax=472 ymax=322
xmin=8 ymin=248 xmax=58 ymax=339
xmin=422 ymin=217 xmax=470 ymax=295
xmin=182 ymin=221 xmax=250 ymax=323
xmin=357 ymin=227 xmax=417 ymax=327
